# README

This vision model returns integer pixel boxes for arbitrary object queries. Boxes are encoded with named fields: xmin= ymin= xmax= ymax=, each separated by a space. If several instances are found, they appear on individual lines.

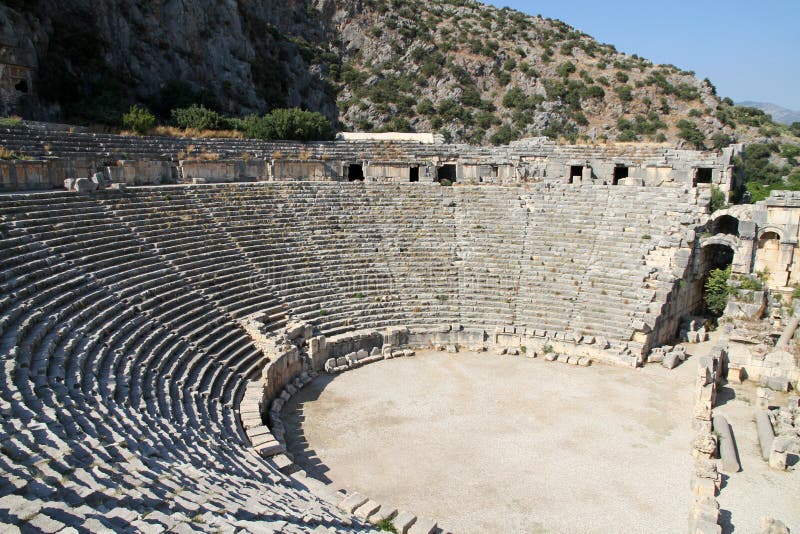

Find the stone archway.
xmin=754 ymin=231 xmax=783 ymax=287
xmin=698 ymin=242 xmax=736 ymax=316
xmin=711 ymin=214 xmax=739 ymax=237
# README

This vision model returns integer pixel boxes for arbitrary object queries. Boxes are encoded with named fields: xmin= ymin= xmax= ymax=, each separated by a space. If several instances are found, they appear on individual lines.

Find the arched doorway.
xmin=754 ymin=231 xmax=783 ymax=287
xmin=711 ymin=215 xmax=739 ymax=236
xmin=699 ymin=243 xmax=735 ymax=317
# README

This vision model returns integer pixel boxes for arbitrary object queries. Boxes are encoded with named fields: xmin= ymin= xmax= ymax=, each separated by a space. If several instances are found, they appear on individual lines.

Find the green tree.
xmin=711 ymin=133 xmax=734 ymax=150
xmin=704 ymin=266 xmax=731 ymax=316
xmin=171 ymin=104 xmax=230 ymax=130
xmin=677 ymin=119 xmax=705 ymax=148
xmin=122 ymin=105 xmax=155 ymax=134
xmin=710 ymin=186 xmax=727 ymax=212
xmin=243 ymin=108 xmax=334 ymax=141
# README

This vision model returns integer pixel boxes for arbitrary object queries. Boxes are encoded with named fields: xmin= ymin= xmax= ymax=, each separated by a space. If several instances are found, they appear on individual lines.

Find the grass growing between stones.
xmin=375 ymin=519 xmax=397 ymax=532
xmin=0 ymin=116 xmax=22 ymax=127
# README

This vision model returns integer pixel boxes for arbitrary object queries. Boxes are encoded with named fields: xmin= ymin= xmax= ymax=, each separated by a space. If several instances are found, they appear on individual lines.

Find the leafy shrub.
xmin=243 ymin=108 xmax=334 ymax=141
xmin=677 ymin=119 xmax=705 ymax=147
xmin=0 ymin=116 xmax=22 ymax=127
xmin=171 ymin=105 xmax=231 ymax=130
xmin=489 ymin=125 xmax=518 ymax=145
xmin=704 ymin=266 xmax=731 ymax=316
xmin=556 ymin=61 xmax=576 ymax=78
xmin=711 ymin=133 xmax=734 ymax=150
xmin=122 ymin=105 xmax=155 ymax=134
xmin=615 ymin=85 xmax=633 ymax=102
xmin=738 ymin=276 xmax=763 ymax=291
xmin=710 ymin=186 xmax=727 ymax=212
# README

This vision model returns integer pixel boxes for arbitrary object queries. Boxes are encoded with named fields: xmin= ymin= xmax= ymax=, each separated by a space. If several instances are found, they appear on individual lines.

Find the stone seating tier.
xmin=0 ymin=181 xmax=702 ymax=531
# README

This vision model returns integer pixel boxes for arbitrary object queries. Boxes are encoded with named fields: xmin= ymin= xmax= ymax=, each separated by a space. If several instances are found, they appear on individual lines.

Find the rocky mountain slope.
xmin=0 ymin=0 xmax=795 ymax=146
xmin=738 ymin=102 xmax=800 ymax=126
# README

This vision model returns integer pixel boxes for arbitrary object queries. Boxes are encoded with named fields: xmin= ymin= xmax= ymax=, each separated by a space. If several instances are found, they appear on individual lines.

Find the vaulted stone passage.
xmin=694 ymin=167 xmax=713 ymax=185
xmin=436 ymin=164 xmax=457 ymax=184
xmin=347 ymin=163 xmax=364 ymax=181
xmin=712 ymin=214 xmax=740 ymax=236
xmin=612 ymin=164 xmax=629 ymax=184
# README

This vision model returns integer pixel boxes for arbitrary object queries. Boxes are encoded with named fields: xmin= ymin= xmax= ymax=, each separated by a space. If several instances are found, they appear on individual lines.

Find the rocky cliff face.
xmin=0 ymin=0 xmax=748 ymax=145
xmin=1 ymin=0 xmax=336 ymax=122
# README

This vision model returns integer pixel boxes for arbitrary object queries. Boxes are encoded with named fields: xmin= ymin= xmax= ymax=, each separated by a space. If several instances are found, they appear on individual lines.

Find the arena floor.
xmin=283 ymin=351 xmax=697 ymax=533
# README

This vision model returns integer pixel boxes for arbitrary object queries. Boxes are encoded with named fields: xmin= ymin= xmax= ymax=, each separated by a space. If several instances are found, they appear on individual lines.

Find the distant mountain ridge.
xmin=738 ymin=101 xmax=800 ymax=126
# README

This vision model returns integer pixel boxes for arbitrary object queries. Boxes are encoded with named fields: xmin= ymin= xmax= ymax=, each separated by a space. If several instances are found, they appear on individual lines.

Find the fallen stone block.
xmin=712 ymin=415 xmax=740 ymax=474
xmin=577 ymin=357 xmax=591 ymax=367
xmin=74 ymin=177 xmax=97 ymax=193
xmin=324 ymin=358 xmax=337 ymax=373
xmin=494 ymin=347 xmax=508 ymax=355
xmin=761 ymin=376 xmax=790 ymax=393
xmin=769 ymin=437 xmax=790 ymax=471
xmin=507 ymin=347 xmax=519 ymax=356
xmin=445 ymin=344 xmax=458 ymax=353
xmin=544 ymin=353 xmax=557 ymax=362
xmin=402 ymin=349 xmax=415 ymax=357
xmin=755 ymin=410 xmax=775 ymax=461
xmin=662 ymin=352 xmax=680 ymax=369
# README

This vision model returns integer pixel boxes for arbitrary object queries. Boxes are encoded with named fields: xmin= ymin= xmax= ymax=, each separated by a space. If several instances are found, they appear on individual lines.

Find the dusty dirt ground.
xmin=712 ymin=381 xmax=800 ymax=533
xmin=283 ymin=351 xmax=697 ymax=533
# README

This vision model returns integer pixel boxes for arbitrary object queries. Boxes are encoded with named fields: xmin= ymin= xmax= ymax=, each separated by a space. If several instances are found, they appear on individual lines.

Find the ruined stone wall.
xmin=0 ymin=123 xmax=739 ymax=192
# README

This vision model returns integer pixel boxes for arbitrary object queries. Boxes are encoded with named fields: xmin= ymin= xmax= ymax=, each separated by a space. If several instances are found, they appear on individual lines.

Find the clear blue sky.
xmin=484 ymin=1 xmax=800 ymax=110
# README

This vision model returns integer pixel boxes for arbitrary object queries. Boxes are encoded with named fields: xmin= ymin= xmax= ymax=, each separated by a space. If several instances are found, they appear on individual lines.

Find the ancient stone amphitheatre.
xmin=0 ymin=124 xmax=797 ymax=533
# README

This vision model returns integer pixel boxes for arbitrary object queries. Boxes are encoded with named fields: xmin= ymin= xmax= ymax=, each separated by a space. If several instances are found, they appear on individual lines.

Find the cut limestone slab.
xmin=392 ymin=511 xmax=417 ymax=534
xmin=408 ymin=517 xmax=437 ymax=534
xmin=337 ymin=492 xmax=368 ymax=514
xmin=353 ymin=500 xmax=381 ymax=521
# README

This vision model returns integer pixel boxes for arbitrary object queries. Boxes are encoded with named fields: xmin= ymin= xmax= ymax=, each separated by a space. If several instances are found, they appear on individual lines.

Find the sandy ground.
xmin=713 ymin=382 xmax=800 ymax=533
xmin=283 ymin=351 xmax=696 ymax=533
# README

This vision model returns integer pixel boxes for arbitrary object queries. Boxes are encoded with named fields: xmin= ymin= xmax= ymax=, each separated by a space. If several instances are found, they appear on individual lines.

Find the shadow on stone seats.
xmin=281 ymin=374 xmax=336 ymax=483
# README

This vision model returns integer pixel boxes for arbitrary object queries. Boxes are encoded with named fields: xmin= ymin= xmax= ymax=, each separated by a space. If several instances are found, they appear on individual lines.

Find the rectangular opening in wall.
xmin=348 ymin=164 xmax=364 ymax=181
xmin=570 ymin=165 xmax=583 ymax=184
xmin=612 ymin=165 xmax=629 ymax=185
xmin=409 ymin=166 xmax=419 ymax=182
xmin=436 ymin=164 xmax=457 ymax=184
xmin=694 ymin=167 xmax=713 ymax=185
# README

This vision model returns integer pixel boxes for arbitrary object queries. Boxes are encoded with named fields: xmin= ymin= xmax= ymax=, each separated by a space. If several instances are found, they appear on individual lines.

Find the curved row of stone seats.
xmin=101 ymin=187 xmax=284 ymax=322
xmin=3 ymin=193 xmax=267 ymax=441
xmin=0 ymin=195 xmax=363 ymax=531
xmin=453 ymin=188 xmax=529 ymax=328
xmin=1 ymin=123 xmax=716 ymax=170
xmin=189 ymin=183 xmax=460 ymax=337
